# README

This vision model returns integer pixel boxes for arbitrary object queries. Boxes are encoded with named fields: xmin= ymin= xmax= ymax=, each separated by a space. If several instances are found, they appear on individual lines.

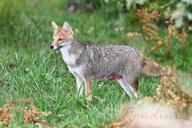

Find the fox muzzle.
xmin=50 ymin=45 xmax=54 ymax=49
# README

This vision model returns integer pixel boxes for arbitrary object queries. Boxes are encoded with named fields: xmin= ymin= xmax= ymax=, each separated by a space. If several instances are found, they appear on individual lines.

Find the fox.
xmin=50 ymin=21 xmax=164 ymax=100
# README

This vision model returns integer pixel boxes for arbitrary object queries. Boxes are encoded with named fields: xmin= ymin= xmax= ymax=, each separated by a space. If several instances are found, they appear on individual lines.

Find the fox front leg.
xmin=76 ymin=77 xmax=83 ymax=96
xmin=85 ymin=78 xmax=92 ymax=101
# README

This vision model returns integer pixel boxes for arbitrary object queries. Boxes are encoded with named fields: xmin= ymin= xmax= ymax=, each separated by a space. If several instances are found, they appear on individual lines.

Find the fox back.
xmin=82 ymin=45 xmax=143 ymax=80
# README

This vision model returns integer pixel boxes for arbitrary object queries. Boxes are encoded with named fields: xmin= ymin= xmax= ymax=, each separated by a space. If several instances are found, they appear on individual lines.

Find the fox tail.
xmin=142 ymin=57 xmax=165 ymax=76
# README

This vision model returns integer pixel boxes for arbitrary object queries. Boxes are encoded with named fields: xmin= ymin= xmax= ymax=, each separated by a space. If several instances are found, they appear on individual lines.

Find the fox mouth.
xmin=50 ymin=45 xmax=62 ymax=50
xmin=57 ymin=45 xmax=63 ymax=50
xmin=50 ymin=44 xmax=68 ymax=50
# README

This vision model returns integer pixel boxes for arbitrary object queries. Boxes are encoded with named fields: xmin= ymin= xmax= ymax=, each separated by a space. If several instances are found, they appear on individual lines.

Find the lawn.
xmin=0 ymin=0 xmax=191 ymax=127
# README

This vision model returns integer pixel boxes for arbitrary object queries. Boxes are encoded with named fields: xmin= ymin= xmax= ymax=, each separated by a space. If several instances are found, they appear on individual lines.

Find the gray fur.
xmin=71 ymin=39 xmax=143 ymax=80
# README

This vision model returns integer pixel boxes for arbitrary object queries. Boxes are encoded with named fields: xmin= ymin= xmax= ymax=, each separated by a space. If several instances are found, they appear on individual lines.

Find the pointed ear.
xmin=52 ymin=21 xmax=58 ymax=30
xmin=62 ymin=21 xmax=72 ymax=33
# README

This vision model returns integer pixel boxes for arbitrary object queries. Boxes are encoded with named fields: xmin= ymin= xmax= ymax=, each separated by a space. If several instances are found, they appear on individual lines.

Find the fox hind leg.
xmin=121 ymin=75 xmax=140 ymax=99
xmin=118 ymin=79 xmax=135 ymax=99
xmin=132 ymin=77 xmax=141 ymax=97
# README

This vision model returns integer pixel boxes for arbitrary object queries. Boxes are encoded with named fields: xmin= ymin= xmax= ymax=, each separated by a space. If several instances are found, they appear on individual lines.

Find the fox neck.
xmin=60 ymin=38 xmax=85 ymax=66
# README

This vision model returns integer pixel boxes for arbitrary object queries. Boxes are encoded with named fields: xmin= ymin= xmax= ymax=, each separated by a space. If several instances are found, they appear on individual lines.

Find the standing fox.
xmin=50 ymin=21 xmax=163 ymax=100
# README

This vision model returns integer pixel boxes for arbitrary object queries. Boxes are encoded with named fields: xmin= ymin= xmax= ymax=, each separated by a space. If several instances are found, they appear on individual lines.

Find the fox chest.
xmin=60 ymin=46 xmax=85 ymax=78
xmin=60 ymin=46 xmax=76 ymax=64
xmin=68 ymin=65 xmax=85 ymax=79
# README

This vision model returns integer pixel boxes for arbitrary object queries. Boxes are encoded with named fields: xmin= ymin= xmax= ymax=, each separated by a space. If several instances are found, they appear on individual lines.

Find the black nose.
xmin=50 ymin=45 xmax=54 ymax=49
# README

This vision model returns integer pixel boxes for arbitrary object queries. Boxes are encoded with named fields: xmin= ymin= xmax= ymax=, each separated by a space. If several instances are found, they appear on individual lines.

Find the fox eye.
xmin=58 ymin=38 xmax=63 ymax=41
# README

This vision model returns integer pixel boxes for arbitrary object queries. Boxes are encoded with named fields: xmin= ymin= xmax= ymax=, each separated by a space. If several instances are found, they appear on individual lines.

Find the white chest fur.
xmin=60 ymin=45 xmax=76 ymax=65
xmin=68 ymin=65 xmax=85 ymax=79
xmin=60 ymin=45 xmax=85 ymax=79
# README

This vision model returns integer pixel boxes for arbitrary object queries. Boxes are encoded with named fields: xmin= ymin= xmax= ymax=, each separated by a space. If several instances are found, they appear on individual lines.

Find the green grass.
xmin=0 ymin=0 xmax=191 ymax=127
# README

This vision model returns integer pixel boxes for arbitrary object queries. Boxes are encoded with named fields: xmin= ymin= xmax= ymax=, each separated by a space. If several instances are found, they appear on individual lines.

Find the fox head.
xmin=50 ymin=21 xmax=74 ymax=50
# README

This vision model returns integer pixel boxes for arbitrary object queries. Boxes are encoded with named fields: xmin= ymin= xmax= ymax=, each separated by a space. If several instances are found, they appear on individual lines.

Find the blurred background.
xmin=0 ymin=0 xmax=192 ymax=127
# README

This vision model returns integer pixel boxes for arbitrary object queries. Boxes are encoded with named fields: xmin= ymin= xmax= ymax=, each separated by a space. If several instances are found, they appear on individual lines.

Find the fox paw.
xmin=86 ymin=95 xmax=92 ymax=101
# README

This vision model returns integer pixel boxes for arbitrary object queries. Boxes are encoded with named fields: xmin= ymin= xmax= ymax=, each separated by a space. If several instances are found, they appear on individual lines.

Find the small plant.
xmin=0 ymin=99 xmax=51 ymax=126
xmin=126 ymin=1 xmax=189 ymax=55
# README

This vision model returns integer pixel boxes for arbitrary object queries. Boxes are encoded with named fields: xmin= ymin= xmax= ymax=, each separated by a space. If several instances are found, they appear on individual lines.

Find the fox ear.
xmin=52 ymin=21 xmax=58 ymax=30
xmin=62 ymin=21 xmax=72 ymax=33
